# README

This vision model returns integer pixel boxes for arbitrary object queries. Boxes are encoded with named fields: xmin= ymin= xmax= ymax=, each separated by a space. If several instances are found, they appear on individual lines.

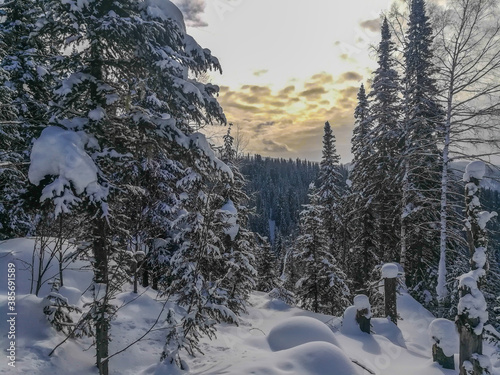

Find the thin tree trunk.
xmin=142 ymin=260 xmax=149 ymax=287
xmin=94 ymin=217 xmax=109 ymax=375
xmin=437 ymin=116 xmax=451 ymax=318
xmin=400 ymin=159 xmax=410 ymax=279
xmin=437 ymin=60 xmax=456 ymax=317
xmin=58 ymin=214 xmax=64 ymax=287
xmin=90 ymin=35 xmax=109 ymax=374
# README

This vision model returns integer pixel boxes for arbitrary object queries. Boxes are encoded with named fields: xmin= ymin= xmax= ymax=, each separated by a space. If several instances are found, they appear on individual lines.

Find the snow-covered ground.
xmin=1 ymin=238 xmax=499 ymax=375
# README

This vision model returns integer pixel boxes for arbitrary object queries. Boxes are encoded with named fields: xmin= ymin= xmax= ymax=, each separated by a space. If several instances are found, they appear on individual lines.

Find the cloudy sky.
xmin=174 ymin=0 xmax=401 ymax=162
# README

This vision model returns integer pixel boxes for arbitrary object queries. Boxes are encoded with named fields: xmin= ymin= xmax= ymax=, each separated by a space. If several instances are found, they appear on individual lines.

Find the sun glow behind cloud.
xmin=182 ymin=0 xmax=399 ymax=162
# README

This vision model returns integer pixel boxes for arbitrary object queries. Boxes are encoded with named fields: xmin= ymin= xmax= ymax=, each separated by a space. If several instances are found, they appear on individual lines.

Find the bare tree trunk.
xmin=400 ymin=159 xmax=410 ymax=279
xmin=437 ymin=102 xmax=452 ymax=318
xmin=142 ymin=260 xmax=149 ymax=287
xmin=57 ymin=214 xmax=64 ymax=287
xmin=94 ymin=217 xmax=109 ymax=375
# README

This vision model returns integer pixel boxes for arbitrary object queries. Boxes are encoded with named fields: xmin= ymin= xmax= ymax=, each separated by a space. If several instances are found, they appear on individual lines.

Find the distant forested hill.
xmin=239 ymin=155 xmax=319 ymax=247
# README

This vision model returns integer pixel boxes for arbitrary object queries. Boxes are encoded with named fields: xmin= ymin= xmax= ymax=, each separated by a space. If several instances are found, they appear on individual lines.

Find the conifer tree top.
xmin=320 ymin=121 xmax=339 ymax=168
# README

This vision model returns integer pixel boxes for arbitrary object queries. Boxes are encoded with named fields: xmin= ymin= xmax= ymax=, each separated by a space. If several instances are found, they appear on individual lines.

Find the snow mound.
xmin=231 ymin=341 xmax=360 ymax=375
xmin=267 ymin=316 xmax=339 ymax=351
xmin=371 ymin=318 xmax=407 ymax=348
xmin=342 ymin=306 xmax=362 ymax=335
xmin=463 ymin=160 xmax=486 ymax=181
xmin=428 ymin=318 xmax=458 ymax=357
xmin=381 ymin=263 xmax=398 ymax=278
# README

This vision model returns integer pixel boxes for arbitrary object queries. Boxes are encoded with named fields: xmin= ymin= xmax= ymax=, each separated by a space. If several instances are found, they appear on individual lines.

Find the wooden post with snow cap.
xmin=353 ymin=295 xmax=371 ymax=334
xmin=457 ymin=161 xmax=497 ymax=375
xmin=429 ymin=318 xmax=455 ymax=370
xmin=382 ymin=263 xmax=398 ymax=325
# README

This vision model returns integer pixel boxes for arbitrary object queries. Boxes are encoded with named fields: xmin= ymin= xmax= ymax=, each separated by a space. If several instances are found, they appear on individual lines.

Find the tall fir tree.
xmin=401 ymin=0 xmax=443 ymax=306
xmin=161 ymin=125 xmax=258 ymax=367
xmin=0 ymin=0 xmax=53 ymax=239
xmin=368 ymin=17 xmax=403 ymax=264
xmin=293 ymin=185 xmax=350 ymax=315
xmin=348 ymin=84 xmax=378 ymax=292
xmin=317 ymin=121 xmax=344 ymax=257
xmin=30 ymin=1 xmax=227 ymax=373
xmin=255 ymin=234 xmax=278 ymax=293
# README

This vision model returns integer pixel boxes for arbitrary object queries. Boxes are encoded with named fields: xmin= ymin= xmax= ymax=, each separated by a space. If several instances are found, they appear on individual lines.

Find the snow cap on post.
xmin=353 ymin=294 xmax=371 ymax=312
xmin=428 ymin=318 xmax=458 ymax=357
xmin=381 ymin=263 xmax=398 ymax=279
xmin=463 ymin=161 xmax=486 ymax=182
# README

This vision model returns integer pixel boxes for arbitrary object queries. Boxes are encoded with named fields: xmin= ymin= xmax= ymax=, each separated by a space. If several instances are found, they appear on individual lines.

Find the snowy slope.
xmin=1 ymin=238 xmax=499 ymax=375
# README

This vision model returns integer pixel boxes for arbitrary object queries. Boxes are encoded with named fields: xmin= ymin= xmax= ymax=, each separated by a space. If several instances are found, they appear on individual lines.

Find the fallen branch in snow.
xmin=350 ymin=358 xmax=375 ymax=374
xmin=102 ymin=296 xmax=170 ymax=363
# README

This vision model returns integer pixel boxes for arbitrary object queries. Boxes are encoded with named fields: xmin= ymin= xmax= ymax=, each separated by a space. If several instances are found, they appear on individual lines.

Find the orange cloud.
xmin=215 ymin=72 xmax=363 ymax=161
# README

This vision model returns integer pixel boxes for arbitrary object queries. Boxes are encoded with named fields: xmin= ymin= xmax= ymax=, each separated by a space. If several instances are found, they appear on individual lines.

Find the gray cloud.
xmin=359 ymin=18 xmax=381 ymax=32
xmin=256 ymin=121 xmax=275 ymax=132
xmin=261 ymin=139 xmax=292 ymax=153
xmin=337 ymin=71 xmax=363 ymax=83
xmin=300 ymin=87 xmax=328 ymax=100
xmin=173 ymin=0 xmax=208 ymax=27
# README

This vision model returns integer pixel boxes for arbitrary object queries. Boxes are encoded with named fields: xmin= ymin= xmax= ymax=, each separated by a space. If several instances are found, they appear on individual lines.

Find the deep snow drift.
xmin=0 ymin=238 xmax=499 ymax=374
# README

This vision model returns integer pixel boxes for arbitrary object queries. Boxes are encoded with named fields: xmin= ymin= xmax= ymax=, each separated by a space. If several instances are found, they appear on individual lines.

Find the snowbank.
xmin=3 ymin=239 xmax=499 ymax=375
xmin=267 ymin=316 xmax=339 ymax=351
xmin=229 ymin=341 xmax=360 ymax=375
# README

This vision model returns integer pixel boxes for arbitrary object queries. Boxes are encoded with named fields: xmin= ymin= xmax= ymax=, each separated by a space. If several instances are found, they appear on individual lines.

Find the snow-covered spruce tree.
xmin=317 ymin=121 xmax=344 ymax=259
xmin=161 ymin=144 xmax=237 ymax=368
xmin=161 ymin=126 xmax=257 ymax=368
xmin=0 ymin=66 xmax=21 ymax=239
xmin=368 ymin=17 xmax=403 ymax=264
xmin=0 ymin=0 xmax=53 ymax=239
xmin=30 ymin=1 xmax=226 ymax=374
xmin=218 ymin=125 xmax=257 ymax=315
xmin=117 ymin=155 xmax=182 ymax=294
xmin=481 ymin=188 xmax=500 ymax=330
xmin=348 ymin=84 xmax=379 ymax=293
xmin=400 ymin=0 xmax=443 ymax=307
xmin=255 ymin=234 xmax=278 ymax=292
xmin=293 ymin=185 xmax=350 ymax=315
xmin=457 ymin=161 xmax=497 ymax=375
